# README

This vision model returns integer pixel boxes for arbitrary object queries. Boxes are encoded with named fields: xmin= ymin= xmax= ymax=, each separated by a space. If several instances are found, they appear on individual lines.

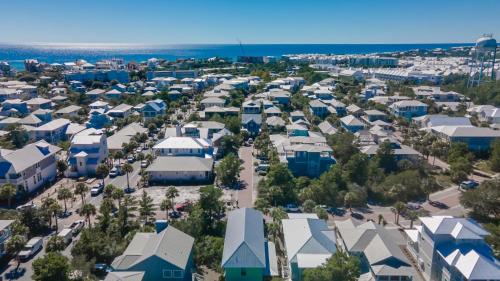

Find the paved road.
xmin=231 ymin=145 xmax=256 ymax=208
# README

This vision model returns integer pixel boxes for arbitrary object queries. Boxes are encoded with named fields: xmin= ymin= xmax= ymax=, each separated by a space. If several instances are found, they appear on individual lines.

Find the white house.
xmin=0 ymin=141 xmax=61 ymax=193
xmin=67 ymin=128 xmax=108 ymax=177
xmin=152 ymin=137 xmax=213 ymax=158
xmin=146 ymin=156 xmax=213 ymax=184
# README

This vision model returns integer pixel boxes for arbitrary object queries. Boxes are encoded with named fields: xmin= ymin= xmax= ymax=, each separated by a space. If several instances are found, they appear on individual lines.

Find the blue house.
xmin=33 ymin=109 xmax=53 ymax=124
xmin=363 ymin=109 xmax=387 ymax=122
xmin=0 ymin=221 xmax=14 ymax=258
xmin=389 ymin=100 xmax=428 ymax=119
xmin=268 ymin=90 xmax=291 ymax=105
xmin=431 ymin=126 xmax=500 ymax=152
xmin=241 ymin=114 xmax=262 ymax=136
xmin=110 ymin=223 xmax=195 ymax=281
xmin=284 ymin=144 xmax=336 ymax=177
xmin=1 ymin=99 xmax=29 ymax=116
xmin=286 ymin=123 xmax=309 ymax=137
xmin=142 ymin=99 xmax=167 ymax=120
xmin=328 ymin=100 xmax=347 ymax=116
xmin=340 ymin=115 xmax=366 ymax=133
xmin=309 ymin=100 xmax=328 ymax=118
xmin=242 ymin=100 xmax=261 ymax=114
xmin=222 ymin=208 xmax=278 ymax=281
xmin=86 ymin=109 xmax=111 ymax=129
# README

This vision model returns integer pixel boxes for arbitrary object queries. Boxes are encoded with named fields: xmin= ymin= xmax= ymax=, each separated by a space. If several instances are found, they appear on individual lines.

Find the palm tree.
xmin=160 ymin=198 xmax=172 ymax=221
xmin=393 ymin=201 xmax=406 ymax=225
xmin=270 ymin=207 xmax=287 ymax=225
xmin=80 ymin=203 xmax=96 ymax=228
xmin=122 ymin=163 xmax=134 ymax=190
xmin=46 ymin=235 xmax=66 ymax=252
xmin=0 ymin=183 xmax=17 ymax=208
xmin=267 ymin=222 xmax=280 ymax=242
xmin=114 ymin=151 xmax=124 ymax=164
xmin=145 ymin=153 xmax=154 ymax=164
xmin=57 ymin=187 xmax=73 ymax=214
xmin=378 ymin=214 xmax=384 ymax=225
xmin=166 ymin=186 xmax=179 ymax=213
xmin=112 ymin=188 xmax=125 ymax=207
xmin=74 ymin=183 xmax=89 ymax=205
xmin=104 ymin=184 xmax=116 ymax=198
xmin=6 ymin=234 xmax=26 ymax=272
xmin=48 ymin=200 xmax=62 ymax=230
xmin=95 ymin=163 xmax=109 ymax=187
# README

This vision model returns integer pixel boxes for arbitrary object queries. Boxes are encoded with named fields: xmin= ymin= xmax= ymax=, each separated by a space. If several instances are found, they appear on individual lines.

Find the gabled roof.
xmin=437 ymin=244 xmax=500 ymax=280
xmin=0 ymin=140 xmax=61 ymax=173
xmin=104 ymin=271 xmax=145 ymax=281
xmin=318 ymin=121 xmax=337 ymax=135
xmin=419 ymin=216 xmax=489 ymax=237
xmin=146 ymin=157 xmax=213 ymax=172
xmin=153 ymin=136 xmax=210 ymax=150
xmin=111 ymin=226 xmax=194 ymax=271
xmin=336 ymin=218 xmax=411 ymax=274
xmin=222 ymin=208 xmax=267 ymax=268
xmin=341 ymin=115 xmax=365 ymax=127
xmin=55 ymin=105 xmax=82 ymax=114
xmin=282 ymin=218 xmax=336 ymax=265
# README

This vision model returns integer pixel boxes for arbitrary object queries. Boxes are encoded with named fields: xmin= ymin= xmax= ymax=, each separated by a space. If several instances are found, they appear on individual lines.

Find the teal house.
xmin=222 ymin=208 xmax=278 ymax=281
xmin=110 ymin=223 xmax=194 ymax=281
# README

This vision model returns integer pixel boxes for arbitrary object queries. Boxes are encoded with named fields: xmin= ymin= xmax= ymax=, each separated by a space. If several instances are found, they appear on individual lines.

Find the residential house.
xmin=412 ymin=115 xmax=471 ymax=129
xmin=404 ymin=216 xmax=500 ymax=281
xmin=89 ymin=100 xmax=110 ymax=111
xmin=389 ymin=100 xmax=428 ymax=119
xmin=325 ymin=100 xmax=347 ymax=116
xmin=340 ymin=115 xmax=366 ymax=133
xmin=26 ymin=98 xmax=52 ymax=111
xmin=19 ymin=114 xmax=42 ymax=127
xmin=266 ymin=116 xmax=285 ymax=131
xmin=146 ymin=156 xmax=213 ymax=184
xmin=110 ymin=223 xmax=195 ymax=281
xmin=309 ymin=100 xmax=328 ymax=118
xmin=290 ymin=111 xmax=306 ymax=122
xmin=264 ymin=106 xmax=281 ymax=117
xmin=430 ymin=126 xmax=500 ymax=151
xmin=222 ymin=208 xmax=278 ymax=281
xmin=360 ymin=142 xmax=421 ymax=162
xmin=336 ymin=218 xmax=414 ymax=281
xmin=1 ymin=99 xmax=29 ymax=116
xmin=346 ymin=104 xmax=364 ymax=117
xmin=286 ymin=123 xmax=309 ymax=137
xmin=268 ymin=90 xmax=291 ymax=105
xmin=153 ymin=137 xmax=213 ymax=158
xmin=283 ymin=144 xmax=336 ymax=177
xmin=85 ymin=88 xmax=105 ymax=100
xmin=67 ymin=128 xmax=108 ymax=177
xmin=241 ymin=114 xmax=262 ymax=136
xmin=282 ymin=216 xmax=337 ymax=281
xmin=86 ymin=109 xmax=112 ymax=129
xmin=363 ymin=109 xmax=387 ymax=123
xmin=107 ymin=122 xmax=147 ymax=153
xmin=318 ymin=120 xmax=337 ymax=135
xmin=55 ymin=105 xmax=82 ymax=119
xmin=31 ymin=118 xmax=71 ymax=143
xmin=200 ymin=97 xmax=225 ymax=109
xmin=107 ymin=103 xmax=133 ymax=119
xmin=242 ymin=100 xmax=261 ymax=114
xmin=32 ymin=109 xmax=53 ymax=123
xmin=0 ymin=140 xmax=61 ymax=193
xmin=142 ymin=99 xmax=167 ymax=120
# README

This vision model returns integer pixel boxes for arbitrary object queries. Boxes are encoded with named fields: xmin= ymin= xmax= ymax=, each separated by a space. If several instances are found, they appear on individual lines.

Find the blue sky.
xmin=1 ymin=0 xmax=500 ymax=44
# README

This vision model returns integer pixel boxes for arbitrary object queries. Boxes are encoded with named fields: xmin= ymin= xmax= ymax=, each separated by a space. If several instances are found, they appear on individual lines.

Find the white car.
xmin=135 ymin=147 xmax=143 ymax=153
xmin=140 ymin=160 xmax=149 ymax=168
xmin=68 ymin=220 xmax=85 ymax=236
xmin=90 ymin=184 xmax=104 ymax=196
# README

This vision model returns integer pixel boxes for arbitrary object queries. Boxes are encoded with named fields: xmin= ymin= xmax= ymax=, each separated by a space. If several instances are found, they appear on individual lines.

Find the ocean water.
xmin=0 ymin=43 xmax=473 ymax=70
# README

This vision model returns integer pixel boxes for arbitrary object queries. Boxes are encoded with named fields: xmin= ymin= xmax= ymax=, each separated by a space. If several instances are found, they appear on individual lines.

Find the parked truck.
xmin=57 ymin=228 xmax=73 ymax=246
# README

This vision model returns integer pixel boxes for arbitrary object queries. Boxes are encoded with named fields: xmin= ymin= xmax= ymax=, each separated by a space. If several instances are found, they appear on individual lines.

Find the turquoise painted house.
xmin=222 ymin=208 xmax=278 ymax=281
xmin=86 ymin=109 xmax=111 ymax=129
xmin=110 ymin=223 xmax=194 ymax=281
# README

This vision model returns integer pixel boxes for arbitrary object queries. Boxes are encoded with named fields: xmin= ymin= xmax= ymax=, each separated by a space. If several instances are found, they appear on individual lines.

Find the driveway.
xmin=228 ymin=145 xmax=256 ymax=208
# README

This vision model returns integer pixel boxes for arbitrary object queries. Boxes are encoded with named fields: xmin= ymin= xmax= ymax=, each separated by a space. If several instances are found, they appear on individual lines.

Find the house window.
xmin=162 ymin=269 xmax=172 ymax=278
xmin=241 ymin=268 xmax=247 ymax=276
xmin=173 ymin=270 xmax=183 ymax=278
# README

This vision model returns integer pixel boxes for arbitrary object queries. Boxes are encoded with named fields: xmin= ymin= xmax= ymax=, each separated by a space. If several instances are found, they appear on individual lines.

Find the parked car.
xmin=406 ymin=202 xmax=422 ymax=210
xmin=18 ymin=237 xmax=43 ymax=261
xmin=124 ymin=186 xmax=136 ymax=194
xmin=68 ymin=220 xmax=85 ymax=236
xmin=57 ymin=228 xmax=73 ymax=245
xmin=140 ymin=160 xmax=149 ymax=168
xmin=109 ymin=165 xmax=121 ymax=177
xmin=16 ymin=202 xmax=37 ymax=211
xmin=169 ymin=211 xmax=181 ymax=219
xmin=135 ymin=147 xmax=143 ymax=153
xmin=90 ymin=184 xmax=104 ymax=196
xmin=255 ymin=163 xmax=270 ymax=172
xmin=175 ymin=201 xmax=191 ymax=212
xmin=93 ymin=263 xmax=111 ymax=277
xmin=460 ymin=180 xmax=479 ymax=190
xmin=285 ymin=204 xmax=300 ymax=213
xmin=127 ymin=154 xmax=135 ymax=163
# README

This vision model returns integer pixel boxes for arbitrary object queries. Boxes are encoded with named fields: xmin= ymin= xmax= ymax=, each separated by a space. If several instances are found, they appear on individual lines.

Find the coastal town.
xmin=0 ymin=34 xmax=498 ymax=281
